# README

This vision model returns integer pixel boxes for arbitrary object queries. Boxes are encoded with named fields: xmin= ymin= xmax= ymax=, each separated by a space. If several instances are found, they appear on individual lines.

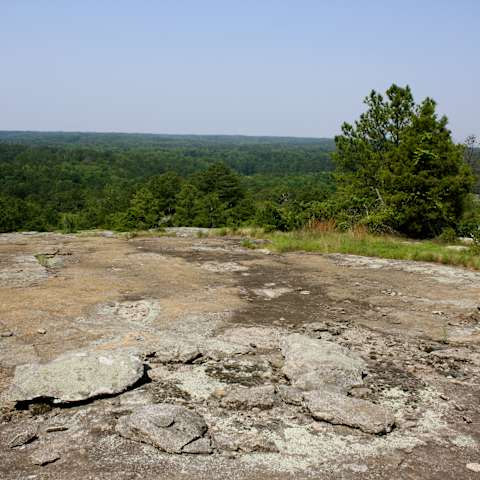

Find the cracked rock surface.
xmin=116 ymin=404 xmax=211 ymax=453
xmin=1 ymin=231 xmax=480 ymax=479
xmin=304 ymin=389 xmax=395 ymax=434
xmin=281 ymin=333 xmax=367 ymax=392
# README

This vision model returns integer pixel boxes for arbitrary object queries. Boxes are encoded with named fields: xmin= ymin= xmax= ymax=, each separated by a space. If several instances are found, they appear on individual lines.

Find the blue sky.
xmin=1 ymin=0 xmax=478 ymax=139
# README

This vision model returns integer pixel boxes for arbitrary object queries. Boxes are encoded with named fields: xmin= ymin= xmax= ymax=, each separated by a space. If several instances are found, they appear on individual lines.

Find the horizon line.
xmin=0 ymin=129 xmax=334 ymax=141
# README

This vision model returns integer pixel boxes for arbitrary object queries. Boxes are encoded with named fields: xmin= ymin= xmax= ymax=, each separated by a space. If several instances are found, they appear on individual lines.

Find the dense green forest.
xmin=0 ymin=86 xmax=478 ymax=238
xmin=0 ymin=131 xmax=335 ymax=150
xmin=0 ymin=134 xmax=335 ymax=233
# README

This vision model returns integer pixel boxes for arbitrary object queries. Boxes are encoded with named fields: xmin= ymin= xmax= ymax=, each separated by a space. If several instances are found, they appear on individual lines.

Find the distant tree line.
xmin=0 ymin=87 xmax=478 ymax=238
xmin=0 ymin=140 xmax=334 ymax=233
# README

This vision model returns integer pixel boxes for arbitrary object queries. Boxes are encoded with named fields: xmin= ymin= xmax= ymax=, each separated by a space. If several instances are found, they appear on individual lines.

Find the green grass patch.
xmin=263 ymin=230 xmax=480 ymax=270
xmin=240 ymin=238 xmax=257 ymax=249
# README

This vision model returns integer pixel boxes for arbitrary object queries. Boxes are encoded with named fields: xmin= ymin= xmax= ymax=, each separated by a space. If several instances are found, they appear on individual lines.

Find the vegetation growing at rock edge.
xmin=333 ymin=84 xmax=475 ymax=238
xmin=0 ymin=85 xmax=478 ymax=239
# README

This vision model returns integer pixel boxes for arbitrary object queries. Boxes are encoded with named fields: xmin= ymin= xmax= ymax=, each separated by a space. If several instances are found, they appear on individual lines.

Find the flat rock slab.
xmin=304 ymin=389 xmax=395 ymax=434
xmin=221 ymin=385 xmax=276 ymax=410
xmin=149 ymin=333 xmax=201 ymax=363
xmin=116 ymin=404 xmax=211 ymax=454
xmin=200 ymin=261 xmax=248 ymax=273
xmin=8 ymin=350 xmax=144 ymax=403
xmin=199 ymin=338 xmax=251 ymax=360
xmin=148 ymin=333 xmax=250 ymax=363
xmin=31 ymin=449 xmax=61 ymax=466
xmin=8 ymin=425 xmax=38 ymax=448
xmin=281 ymin=333 xmax=366 ymax=392
xmin=0 ymin=254 xmax=48 ymax=288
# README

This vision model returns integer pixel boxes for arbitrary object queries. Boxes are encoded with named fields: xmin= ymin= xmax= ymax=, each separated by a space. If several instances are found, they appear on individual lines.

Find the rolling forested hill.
xmin=0 ymin=131 xmax=335 ymax=232
xmin=0 ymin=131 xmax=334 ymax=175
xmin=0 ymin=130 xmax=334 ymax=148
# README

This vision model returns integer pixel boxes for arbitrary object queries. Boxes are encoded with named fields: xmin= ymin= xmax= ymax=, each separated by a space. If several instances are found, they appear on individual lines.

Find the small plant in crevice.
xmin=241 ymin=238 xmax=257 ymax=249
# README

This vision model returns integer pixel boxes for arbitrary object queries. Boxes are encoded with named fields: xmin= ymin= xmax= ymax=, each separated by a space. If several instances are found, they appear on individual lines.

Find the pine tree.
xmin=334 ymin=84 xmax=473 ymax=237
xmin=174 ymin=183 xmax=200 ymax=226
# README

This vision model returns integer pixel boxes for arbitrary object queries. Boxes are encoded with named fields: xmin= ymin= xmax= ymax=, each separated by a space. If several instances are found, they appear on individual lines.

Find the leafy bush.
xmin=60 ymin=213 xmax=82 ymax=233
xmin=437 ymin=227 xmax=457 ymax=244
xmin=359 ymin=208 xmax=396 ymax=235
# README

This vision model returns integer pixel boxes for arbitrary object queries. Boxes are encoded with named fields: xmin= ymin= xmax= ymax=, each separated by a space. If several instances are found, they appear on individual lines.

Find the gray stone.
xmin=8 ymin=426 xmax=38 ymax=448
xmin=182 ymin=437 xmax=213 ymax=454
xmin=199 ymin=339 xmax=251 ymax=360
xmin=304 ymin=389 xmax=395 ymax=434
xmin=8 ymin=350 xmax=144 ymax=403
xmin=200 ymin=261 xmax=248 ymax=273
xmin=147 ymin=323 xmax=252 ymax=363
xmin=221 ymin=385 xmax=275 ymax=410
xmin=31 ymin=449 xmax=60 ymax=466
xmin=280 ymin=333 xmax=366 ymax=392
xmin=115 ymin=404 xmax=209 ymax=454
xmin=212 ymin=430 xmax=278 ymax=453
xmin=150 ymin=334 xmax=201 ymax=363
xmin=147 ymin=365 xmax=170 ymax=381
xmin=117 ymin=388 xmax=155 ymax=407
xmin=277 ymin=385 xmax=304 ymax=406
xmin=1 ymin=330 xmax=13 ymax=337
xmin=45 ymin=425 xmax=69 ymax=433
xmin=349 ymin=387 xmax=372 ymax=399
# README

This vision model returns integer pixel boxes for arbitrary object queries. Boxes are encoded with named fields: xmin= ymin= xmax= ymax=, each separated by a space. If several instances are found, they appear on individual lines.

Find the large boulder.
xmin=304 ymin=390 xmax=395 ymax=434
xmin=280 ymin=334 xmax=366 ymax=392
xmin=8 ymin=350 xmax=144 ymax=403
xmin=115 ymin=404 xmax=211 ymax=454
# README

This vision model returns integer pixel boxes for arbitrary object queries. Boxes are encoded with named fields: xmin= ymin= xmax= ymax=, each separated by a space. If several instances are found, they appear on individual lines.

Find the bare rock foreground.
xmin=1 ymin=231 xmax=480 ymax=479
xmin=9 ymin=350 xmax=145 ymax=403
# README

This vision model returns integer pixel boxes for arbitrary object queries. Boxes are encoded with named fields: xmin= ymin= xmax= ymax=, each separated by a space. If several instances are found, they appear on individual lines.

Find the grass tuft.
xmin=264 ymin=229 xmax=480 ymax=270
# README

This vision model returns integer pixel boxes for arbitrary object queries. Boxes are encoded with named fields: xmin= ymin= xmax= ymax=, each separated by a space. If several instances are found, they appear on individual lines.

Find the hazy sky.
xmin=1 ymin=0 xmax=478 ymax=139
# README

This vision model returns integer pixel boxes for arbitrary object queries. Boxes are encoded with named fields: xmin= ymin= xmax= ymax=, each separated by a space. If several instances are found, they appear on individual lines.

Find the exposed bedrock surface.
xmin=1 ymin=232 xmax=480 ymax=480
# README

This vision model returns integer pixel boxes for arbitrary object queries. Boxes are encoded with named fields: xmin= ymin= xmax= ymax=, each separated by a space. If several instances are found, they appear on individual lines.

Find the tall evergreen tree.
xmin=174 ymin=183 xmax=200 ymax=226
xmin=334 ymin=84 xmax=473 ymax=237
xmin=193 ymin=162 xmax=245 ymax=207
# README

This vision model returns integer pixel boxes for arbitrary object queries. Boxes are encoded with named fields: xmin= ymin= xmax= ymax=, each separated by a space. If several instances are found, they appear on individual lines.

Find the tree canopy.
xmin=333 ymin=84 xmax=474 ymax=237
xmin=0 ymin=100 xmax=477 ymax=238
